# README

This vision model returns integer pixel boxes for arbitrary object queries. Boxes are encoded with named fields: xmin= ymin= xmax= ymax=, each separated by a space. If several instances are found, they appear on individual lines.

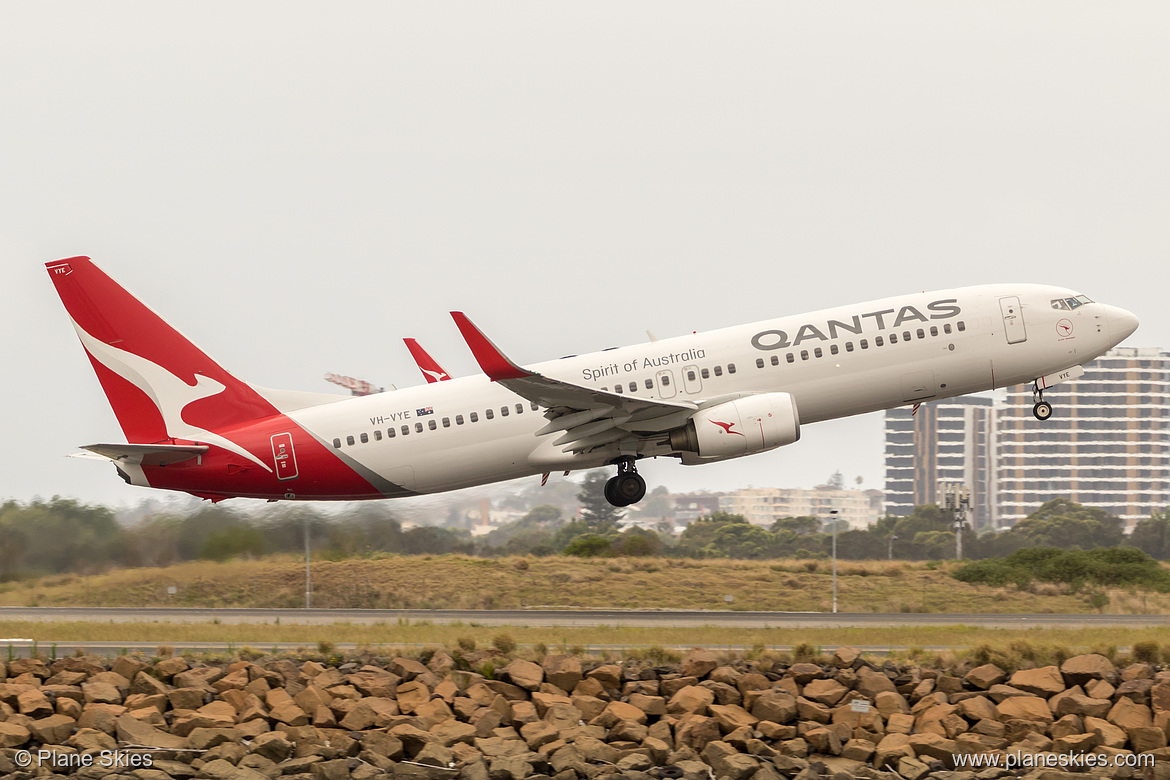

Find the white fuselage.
xmin=286 ymin=283 xmax=1135 ymax=496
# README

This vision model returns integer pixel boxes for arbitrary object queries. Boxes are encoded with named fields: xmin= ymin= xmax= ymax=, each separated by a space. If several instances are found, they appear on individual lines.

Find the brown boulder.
xmin=802 ymin=678 xmax=849 ymax=706
xmin=668 ymin=684 xmax=715 ymax=715
xmin=996 ymin=695 xmax=1054 ymax=723
xmin=0 ymin=721 xmax=31 ymax=748
xmin=28 ymin=713 xmax=76 ymax=744
xmin=1060 ymin=653 xmax=1117 ymax=685
xmin=751 ymin=689 xmax=797 ymax=724
xmin=1008 ymin=666 xmax=1065 ymax=696
xmin=541 ymin=655 xmax=582 ymax=693
xmin=502 ymin=659 xmax=543 ymax=691
xmin=681 ymin=648 xmax=720 ymax=679
xmin=964 ymin=663 xmax=1007 ymax=690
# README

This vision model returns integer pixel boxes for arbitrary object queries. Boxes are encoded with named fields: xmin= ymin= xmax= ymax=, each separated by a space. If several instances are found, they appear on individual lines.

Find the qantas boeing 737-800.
xmin=47 ymin=257 xmax=1138 ymax=507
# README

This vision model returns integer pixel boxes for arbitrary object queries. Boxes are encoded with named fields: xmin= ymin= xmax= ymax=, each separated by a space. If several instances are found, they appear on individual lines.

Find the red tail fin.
xmin=47 ymin=257 xmax=278 ymax=443
xmin=403 ymin=338 xmax=453 ymax=383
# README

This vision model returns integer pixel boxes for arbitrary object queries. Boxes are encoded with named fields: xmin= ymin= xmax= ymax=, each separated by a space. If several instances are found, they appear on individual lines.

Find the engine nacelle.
xmin=668 ymin=392 xmax=800 ymax=462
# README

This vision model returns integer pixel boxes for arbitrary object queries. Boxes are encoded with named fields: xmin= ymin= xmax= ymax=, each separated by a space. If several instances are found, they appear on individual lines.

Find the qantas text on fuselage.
xmin=48 ymin=257 xmax=1138 ymax=507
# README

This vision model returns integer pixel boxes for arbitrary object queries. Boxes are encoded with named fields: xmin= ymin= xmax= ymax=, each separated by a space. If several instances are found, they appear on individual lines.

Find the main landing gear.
xmin=1032 ymin=381 xmax=1053 ymax=421
xmin=604 ymin=459 xmax=646 ymax=507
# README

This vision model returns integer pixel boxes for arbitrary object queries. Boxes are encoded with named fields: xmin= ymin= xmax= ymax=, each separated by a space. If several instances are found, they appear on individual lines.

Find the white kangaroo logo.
xmin=73 ymin=321 xmax=272 ymax=472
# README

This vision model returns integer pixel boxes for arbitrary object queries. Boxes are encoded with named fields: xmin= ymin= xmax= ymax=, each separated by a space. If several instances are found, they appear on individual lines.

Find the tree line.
xmin=3 ymin=476 xmax=1170 ymax=580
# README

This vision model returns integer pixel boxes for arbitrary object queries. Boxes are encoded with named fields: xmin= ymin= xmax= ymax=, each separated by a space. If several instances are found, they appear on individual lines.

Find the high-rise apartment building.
xmin=884 ymin=347 xmax=1170 ymax=529
xmin=883 ymin=397 xmax=998 ymax=530
xmin=997 ymin=347 xmax=1170 ymax=526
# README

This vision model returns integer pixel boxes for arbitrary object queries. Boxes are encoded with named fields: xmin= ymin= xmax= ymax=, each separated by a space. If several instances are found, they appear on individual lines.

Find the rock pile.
xmin=0 ymin=647 xmax=1168 ymax=779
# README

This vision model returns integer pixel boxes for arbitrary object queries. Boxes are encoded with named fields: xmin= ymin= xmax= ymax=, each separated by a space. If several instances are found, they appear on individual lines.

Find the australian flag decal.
xmin=417 ymin=407 xmax=434 ymax=416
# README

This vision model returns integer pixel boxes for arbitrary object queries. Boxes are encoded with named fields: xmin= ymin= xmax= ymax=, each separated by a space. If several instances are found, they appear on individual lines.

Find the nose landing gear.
xmin=604 ymin=459 xmax=646 ymax=507
xmin=1032 ymin=381 xmax=1053 ymax=421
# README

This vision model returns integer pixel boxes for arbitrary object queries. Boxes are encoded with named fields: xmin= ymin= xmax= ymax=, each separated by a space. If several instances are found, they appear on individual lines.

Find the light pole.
xmin=304 ymin=514 xmax=312 ymax=609
xmin=829 ymin=509 xmax=838 ymax=614
xmin=888 ymin=534 xmax=898 ymax=560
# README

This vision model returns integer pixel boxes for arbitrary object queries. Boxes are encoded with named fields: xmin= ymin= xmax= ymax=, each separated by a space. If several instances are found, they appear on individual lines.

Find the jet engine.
xmin=668 ymin=392 xmax=800 ymax=463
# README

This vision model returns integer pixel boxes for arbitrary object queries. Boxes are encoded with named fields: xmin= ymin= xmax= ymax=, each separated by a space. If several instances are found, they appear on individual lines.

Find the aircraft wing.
xmin=451 ymin=312 xmax=696 ymax=453
xmin=80 ymin=443 xmax=209 ymax=466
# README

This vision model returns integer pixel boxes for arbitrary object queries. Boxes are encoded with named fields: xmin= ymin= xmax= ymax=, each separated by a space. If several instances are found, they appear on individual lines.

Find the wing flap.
xmin=451 ymin=311 xmax=698 ymax=455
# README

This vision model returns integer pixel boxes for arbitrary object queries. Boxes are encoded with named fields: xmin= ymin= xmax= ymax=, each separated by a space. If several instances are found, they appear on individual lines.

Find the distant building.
xmin=883 ymin=396 xmax=999 ymax=531
xmin=883 ymin=347 xmax=1170 ymax=530
xmin=997 ymin=347 xmax=1170 ymax=526
xmin=719 ymin=487 xmax=882 ymax=530
xmin=670 ymin=492 xmax=724 ymax=525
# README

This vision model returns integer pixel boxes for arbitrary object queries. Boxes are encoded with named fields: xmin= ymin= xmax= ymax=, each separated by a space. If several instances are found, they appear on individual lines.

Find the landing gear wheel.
xmin=604 ymin=476 xmax=622 ymax=506
xmin=603 ymin=459 xmax=647 ymax=507
xmin=613 ymin=473 xmax=646 ymax=506
xmin=1031 ymin=380 xmax=1053 ymax=421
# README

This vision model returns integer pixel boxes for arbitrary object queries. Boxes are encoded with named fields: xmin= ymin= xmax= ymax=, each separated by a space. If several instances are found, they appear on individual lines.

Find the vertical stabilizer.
xmin=47 ymin=257 xmax=279 ymax=444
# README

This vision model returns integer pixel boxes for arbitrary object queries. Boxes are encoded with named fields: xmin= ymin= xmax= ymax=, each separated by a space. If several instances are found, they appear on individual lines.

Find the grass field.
xmin=3 ymin=554 xmax=1157 ymax=613
xmin=4 ymin=620 xmax=1170 ymax=673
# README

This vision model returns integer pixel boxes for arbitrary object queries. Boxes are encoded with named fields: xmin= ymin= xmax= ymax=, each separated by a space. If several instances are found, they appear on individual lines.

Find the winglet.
xmin=403 ymin=338 xmax=452 ymax=383
xmin=450 ymin=312 xmax=533 ymax=381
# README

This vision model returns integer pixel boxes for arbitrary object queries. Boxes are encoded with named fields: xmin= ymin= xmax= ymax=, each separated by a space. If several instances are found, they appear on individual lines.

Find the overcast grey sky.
xmin=2 ymin=2 xmax=1167 ymax=509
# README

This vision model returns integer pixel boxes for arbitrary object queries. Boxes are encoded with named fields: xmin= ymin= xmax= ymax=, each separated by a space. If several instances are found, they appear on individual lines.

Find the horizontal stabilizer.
xmin=80 ymin=443 xmax=209 ymax=466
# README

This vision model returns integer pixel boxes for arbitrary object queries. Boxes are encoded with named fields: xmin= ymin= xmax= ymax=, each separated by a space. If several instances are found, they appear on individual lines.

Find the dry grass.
xmin=4 ymin=620 xmax=1170 ymax=671
xmin=0 ymin=555 xmax=1121 ymax=614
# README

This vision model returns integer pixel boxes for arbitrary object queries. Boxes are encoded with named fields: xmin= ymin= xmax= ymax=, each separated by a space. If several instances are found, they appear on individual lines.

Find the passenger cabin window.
xmin=428 ymin=420 xmax=437 ymax=430
xmin=756 ymin=358 xmax=765 ymax=369
xmin=943 ymin=323 xmax=952 ymax=334
xmin=888 ymin=333 xmax=898 ymax=344
xmin=485 ymin=408 xmax=494 ymax=419
xmin=713 ymin=366 xmax=723 ymax=377
xmin=860 ymin=339 xmax=869 ymax=349
xmin=614 ymin=384 xmax=623 ymax=394
xmin=875 ymin=336 xmax=884 ymax=347
xmin=516 ymin=404 xmax=524 ymax=414
xmin=500 ymin=406 xmax=509 ymax=417
xmin=800 ymin=350 xmax=809 ymax=360
xmin=786 ymin=353 xmax=795 ymax=363
xmin=442 ymin=417 xmax=451 ymax=428
xmin=332 ymin=438 xmax=341 ymax=448
xmin=415 ymin=422 xmax=423 ymax=433
xmin=628 ymin=381 xmax=637 ymax=392
xmin=957 ymin=321 xmax=966 ymax=332
xmin=661 ymin=374 xmax=671 ymax=386
xmin=470 ymin=412 xmax=479 ymax=423
xmin=686 ymin=370 xmax=696 ymax=381
xmin=728 ymin=364 xmax=736 ymax=374
xmin=530 ymin=402 xmax=539 ymax=411
xmin=387 ymin=428 xmax=396 ymax=438
xmin=455 ymin=414 xmax=464 ymax=425
xmin=360 ymin=433 xmax=368 ymax=444
xmin=830 ymin=344 xmax=839 ymax=355
xmin=845 ymin=342 xmax=854 ymax=352
xmin=930 ymin=326 xmax=938 ymax=337
xmin=374 ymin=430 xmax=382 ymax=441
xmin=770 ymin=355 xmax=779 ymax=366
xmin=644 ymin=379 xmax=653 ymax=389
xmin=701 ymin=368 xmax=710 ymax=379
xmin=401 ymin=425 xmax=409 ymax=436
xmin=903 ymin=331 xmax=912 ymax=341
xmin=916 ymin=328 xmax=925 ymax=339
xmin=813 ymin=347 xmax=822 ymax=358
xmin=346 ymin=435 xmax=355 ymax=446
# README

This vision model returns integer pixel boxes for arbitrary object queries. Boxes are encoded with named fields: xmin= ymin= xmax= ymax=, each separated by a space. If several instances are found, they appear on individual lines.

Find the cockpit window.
xmin=1051 ymin=295 xmax=1093 ymax=310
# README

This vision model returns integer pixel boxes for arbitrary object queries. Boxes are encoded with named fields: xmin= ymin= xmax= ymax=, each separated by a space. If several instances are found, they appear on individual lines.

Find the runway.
xmin=3 ymin=606 xmax=1168 ymax=629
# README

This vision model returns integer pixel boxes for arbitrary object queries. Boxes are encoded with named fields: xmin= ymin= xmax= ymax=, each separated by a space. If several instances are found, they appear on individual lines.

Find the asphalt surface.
xmin=3 ymin=606 xmax=1167 ymax=629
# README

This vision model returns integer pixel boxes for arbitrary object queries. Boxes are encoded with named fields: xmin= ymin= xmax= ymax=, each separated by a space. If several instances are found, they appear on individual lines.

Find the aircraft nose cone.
xmin=1108 ymin=305 xmax=1139 ymax=343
